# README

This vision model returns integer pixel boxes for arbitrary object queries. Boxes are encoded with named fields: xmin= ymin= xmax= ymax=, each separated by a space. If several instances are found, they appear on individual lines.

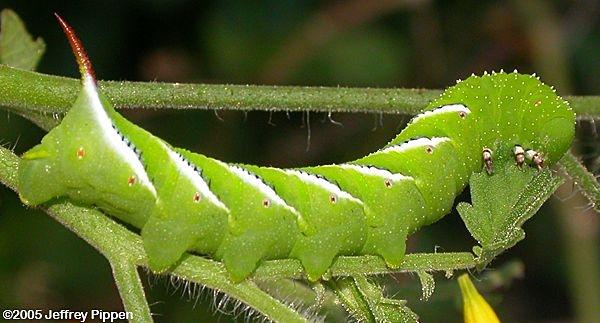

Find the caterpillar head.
xmin=431 ymin=71 xmax=575 ymax=167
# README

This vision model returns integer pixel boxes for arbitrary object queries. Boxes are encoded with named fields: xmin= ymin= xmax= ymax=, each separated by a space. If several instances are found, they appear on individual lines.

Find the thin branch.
xmin=110 ymin=260 xmax=153 ymax=323
xmin=0 ymin=145 xmax=19 ymax=190
xmin=252 ymin=253 xmax=475 ymax=280
xmin=170 ymin=257 xmax=309 ymax=323
xmin=1 ymin=65 xmax=598 ymax=119
xmin=559 ymin=151 xmax=600 ymax=212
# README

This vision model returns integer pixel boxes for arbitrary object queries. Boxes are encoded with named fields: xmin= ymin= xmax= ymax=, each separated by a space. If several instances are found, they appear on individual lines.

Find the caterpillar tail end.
xmin=18 ymin=146 xmax=60 ymax=207
xmin=54 ymin=13 xmax=96 ymax=82
xmin=21 ymin=149 xmax=50 ymax=160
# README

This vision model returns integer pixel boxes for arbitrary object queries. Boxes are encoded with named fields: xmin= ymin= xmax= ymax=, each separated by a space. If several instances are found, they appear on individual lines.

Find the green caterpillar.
xmin=17 ymin=16 xmax=575 ymax=282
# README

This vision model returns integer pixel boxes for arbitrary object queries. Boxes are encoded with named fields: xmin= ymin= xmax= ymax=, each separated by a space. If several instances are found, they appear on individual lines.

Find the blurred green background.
xmin=0 ymin=1 xmax=598 ymax=322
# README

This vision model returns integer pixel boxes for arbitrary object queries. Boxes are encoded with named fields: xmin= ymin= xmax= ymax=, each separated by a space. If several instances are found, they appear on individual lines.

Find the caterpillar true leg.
xmin=526 ymin=149 xmax=545 ymax=170
xmin=483 ymin=148 xmax=493 ymax=174
xmin=514 ymin=145 xmax=525 ymax=168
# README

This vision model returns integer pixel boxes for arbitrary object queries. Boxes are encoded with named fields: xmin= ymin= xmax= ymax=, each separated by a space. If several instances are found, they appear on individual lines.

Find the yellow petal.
xmin=458 ymin=274 xmax=501 ymax=323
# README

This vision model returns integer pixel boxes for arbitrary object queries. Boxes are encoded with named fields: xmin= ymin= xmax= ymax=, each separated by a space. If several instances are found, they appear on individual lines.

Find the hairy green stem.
xmin=0 ymin=146 xmax=18 ymax=191
xmin=170 ymin=257 xmax=309 ymax=323
xmin=559 ymin=151 xmax=600 ymax=212
xmin=0 ymin=65 xmax=598 ymax=118
xmin=110 ymin=260 xmax=153 ymax=323
xmin=253 ymin=253 xmax=475 ymax=280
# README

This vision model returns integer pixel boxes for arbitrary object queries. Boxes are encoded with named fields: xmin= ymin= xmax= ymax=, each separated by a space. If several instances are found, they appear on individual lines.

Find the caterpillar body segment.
xmin=19 ymin=75 xmax=156 ymax=228
xmin=171 ymin=151 xmax=303 ymax=281
xmin=387 ymin=104 xmax=479 ymax=185
xmin=66 ymin=85 xmax=230 ymax=273
xmin=356 ymin=137 xmax=462 ymax=227
xmin=305 ymin=164 xmax=423 ymax=268
xmin=247 ymin=167 xmax=368 ymax=281
xmin=17 ymin=17 xmax=576 ymax=282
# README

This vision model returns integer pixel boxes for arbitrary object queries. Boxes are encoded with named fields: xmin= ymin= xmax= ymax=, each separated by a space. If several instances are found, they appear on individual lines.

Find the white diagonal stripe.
xmin=164 ymin=146 xmax=229 ymax=212
xmin=286 ymin=169 xmax=363 ymax=205
xmin=338 ymin=164 xmax=413 ymax=182
xmin=411 ymin=104 xmax=470 ymax=124
xmin=225 ymin=164 xmax=300 ymax=215
xmin=380 ymin=137 xmax=450 ymax=154
xmin=83 ymin=75 xmax=156 ymax=196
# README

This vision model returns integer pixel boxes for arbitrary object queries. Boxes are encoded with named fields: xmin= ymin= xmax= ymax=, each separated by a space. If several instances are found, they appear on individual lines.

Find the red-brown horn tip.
xmin=54 ymin=13 xmax=96 ymax=82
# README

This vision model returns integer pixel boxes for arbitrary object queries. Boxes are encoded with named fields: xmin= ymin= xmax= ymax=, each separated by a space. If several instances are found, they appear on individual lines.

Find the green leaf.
xmin=457 ymin=158 xmax=563 ymax=269
xmin=328 ymin=276 xmax=419 ymax=323
xmin=0 ymin=9 xmax=45 ymax=70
